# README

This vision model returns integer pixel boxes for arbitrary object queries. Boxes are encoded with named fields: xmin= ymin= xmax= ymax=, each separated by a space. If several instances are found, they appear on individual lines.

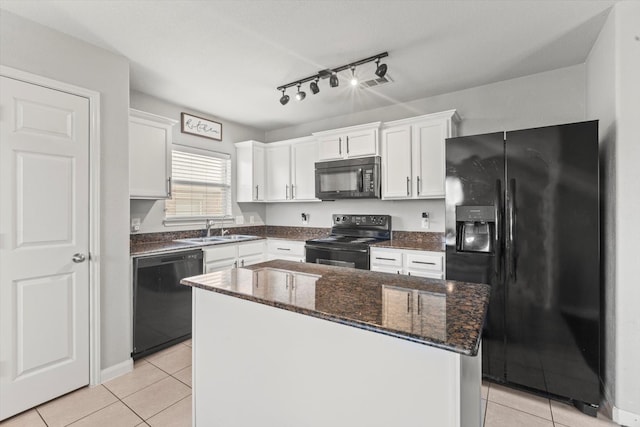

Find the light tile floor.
xmin=1 ymin=339 xmax=620 ymax=427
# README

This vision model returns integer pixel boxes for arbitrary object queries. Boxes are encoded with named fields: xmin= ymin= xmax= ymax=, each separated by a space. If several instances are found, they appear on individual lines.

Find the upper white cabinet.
xmin=129 ymin=109 xmax=177 ymax=199
xmin=265 ymin=137 xmax=319 ymax=202
xmin=313 ymin=122 xmax=380 ymax=160
xmin=381 ymin=110 xmax=460 ymax=199
xmin=235 ymin=140 xmax=266 ymax=202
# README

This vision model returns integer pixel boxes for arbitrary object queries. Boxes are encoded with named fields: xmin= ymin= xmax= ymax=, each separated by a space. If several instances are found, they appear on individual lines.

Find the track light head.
xmin=295 ymin=84 xmax=306 ymax=101
xmin=350 ymin=66 xmax=358 ymax=86
xmin=375 ymin=58 xmax=388 ymax=78
xmin=329 ymin=73 xmax=339 ymax=88
xmin=279 ymin=89 xmax=290 ymax=105
xmin=310 ymin=79 xmax=320 ymax=94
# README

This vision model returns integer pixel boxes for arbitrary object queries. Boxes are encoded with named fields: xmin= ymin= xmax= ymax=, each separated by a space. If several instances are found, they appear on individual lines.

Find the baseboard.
xmin=614 ymin=406 xmax=640 ymax=427
xmin=100 ymin=358 xmax=134 ymax=384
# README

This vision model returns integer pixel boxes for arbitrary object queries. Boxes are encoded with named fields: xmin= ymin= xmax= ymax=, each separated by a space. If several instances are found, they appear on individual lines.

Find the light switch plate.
xmin=131 ymin=218 xmax=141 ymax=232
xmin=421 ymin=218 xmax=430 ymax=229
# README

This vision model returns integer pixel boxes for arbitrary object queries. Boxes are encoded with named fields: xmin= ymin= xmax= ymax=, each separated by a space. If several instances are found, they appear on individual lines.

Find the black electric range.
xmin=305 ymin=214 xmax=391 ymax=270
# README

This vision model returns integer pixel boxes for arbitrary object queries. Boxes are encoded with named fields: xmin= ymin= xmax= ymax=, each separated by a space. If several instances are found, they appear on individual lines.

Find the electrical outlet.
xmin=301 ymin=213 xmax=309 ymax=225
xmin=131 ymin=218 xmax=141 ymax=232
xmin=421 ymin=212 xmax=430 ymax=229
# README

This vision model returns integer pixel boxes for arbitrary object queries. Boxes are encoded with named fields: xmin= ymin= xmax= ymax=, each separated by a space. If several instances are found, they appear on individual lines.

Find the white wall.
xmin=586 ymin=2 xmax=640 ymax=424
xmin=585 ymin=4 xmax=617 ymax=416
xmin=613 ymin=1 xmax=640 ymax=422
xmin=0 ymin=11 xmax=131 ymax=371
xmin=129 ymin=91 xmax=266 ymax=234
xmin=266 ymin=65 xmax=587 ymax=231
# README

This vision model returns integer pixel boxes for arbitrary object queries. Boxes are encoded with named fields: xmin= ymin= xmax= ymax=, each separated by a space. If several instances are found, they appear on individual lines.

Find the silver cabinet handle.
xmin=412 ymin=261 xmax=436 ymax=265
xmin=72 ymin=253 xmax=86 ymax=263
xmin=417 ymin=294 xmax=421 ymax=315
xmin=291 ymin=184 xmax=295 ymax=199
xmin=241 ymin=259 xmax=245 ymax=267
xmin=338 ymin=137 xmax=342 ymax=155
xmin=167 ymin=177 xmax=172 ymax=197
xmin=375 ymin=257 xmax=397 ymax=261
xmin=346 ymin=136 xmax=350 ymax=154
xmin=417 ymin=176 xmax=421 ymax=196
xmin=407 ymin=292 xmax=411 ymax=313
xmin=286 ymin=184 xmax=289 ymax=200
xmin=406 ymin=177 xmax=410 ymax=196
xmin=255 ymin=185 xmax=259 ymax=200
xmin=277 ymin=247 xmax=291 ymax=251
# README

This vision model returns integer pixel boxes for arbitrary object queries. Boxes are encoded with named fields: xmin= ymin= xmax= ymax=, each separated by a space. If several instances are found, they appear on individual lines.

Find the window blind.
xmin=165 ymin=149 xmax=231 ymax=219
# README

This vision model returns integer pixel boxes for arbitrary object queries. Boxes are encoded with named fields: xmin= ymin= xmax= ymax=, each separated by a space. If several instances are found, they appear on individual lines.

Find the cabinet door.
xmin=253 ymin=145 xmax=266 ymax=201
xmin=414 ymin=120 xmax=448 ymax=198
xmin=382 ymin=286 xmax=413 ymax=333
xmin=265 ymin=145 xmax=291 ymax=201
xmin=344 ymin=128 xmax=378 ymax=158
xmin=291 ymin=140 xmax=319 ymax=200
xmin=292 ymin=273 xmax=317 ymax=309
xmin=205 ymin=258 xmax=237 ymax=273
xmin=317 ymin=135 xmax=344 ymax=160
xmin=129 ymin=112 xmax=174 ymax=199
xmin=381 ymin=125 xmax=412 ymax=199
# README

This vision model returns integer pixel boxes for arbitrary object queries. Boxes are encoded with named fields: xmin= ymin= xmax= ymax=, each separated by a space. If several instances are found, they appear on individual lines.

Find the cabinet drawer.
xmin=238 ymin=240 xmax=265 ymax=257
xmin=406 ymin=269 xmax=444 ymax=280
xmin=371 ymin=265 xmax=401 ymax=275
xmin=203 ymin=244 xmax=237 ymax=262
xmin=370 ymin=249 xmax=402 ymax=267
xmin=404 ymin=252 xmax=443 ymax=272
xmin=205 ymin=258 xmax=236 ymax=273
xmin=267 ymin=240 xmax=305 ymax=257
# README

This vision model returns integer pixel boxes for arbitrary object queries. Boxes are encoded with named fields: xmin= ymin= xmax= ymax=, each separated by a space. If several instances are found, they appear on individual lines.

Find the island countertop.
xmin=181 ymin=260 xmax=490 ymax=356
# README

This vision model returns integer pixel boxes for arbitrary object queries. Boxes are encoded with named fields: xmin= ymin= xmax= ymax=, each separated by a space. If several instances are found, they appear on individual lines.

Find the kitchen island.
xmin=182 ymin=260 xmax=490 ymax=427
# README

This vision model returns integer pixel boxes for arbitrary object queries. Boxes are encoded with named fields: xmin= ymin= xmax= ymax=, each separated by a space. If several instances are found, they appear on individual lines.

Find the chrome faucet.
xmin=206 ymin=219 xmax=216 ymax=237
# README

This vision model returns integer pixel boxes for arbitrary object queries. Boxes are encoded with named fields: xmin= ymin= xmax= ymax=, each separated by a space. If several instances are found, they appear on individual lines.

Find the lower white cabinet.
xmin=370 ymin=247 xmax=444 ymax=279
xmin=204 ymin=240 xmax=266 ymax=273
xmin=267 ymin=239 xmax=306 ymax=263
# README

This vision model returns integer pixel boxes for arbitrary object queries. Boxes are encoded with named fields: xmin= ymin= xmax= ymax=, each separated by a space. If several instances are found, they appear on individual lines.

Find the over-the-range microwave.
xmin=315 ymin=156 xmax=381 ymax=200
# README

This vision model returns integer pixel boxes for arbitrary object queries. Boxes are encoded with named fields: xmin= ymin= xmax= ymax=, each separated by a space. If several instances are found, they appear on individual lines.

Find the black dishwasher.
xmin=132 ymin=249 xmax=203 ymax=359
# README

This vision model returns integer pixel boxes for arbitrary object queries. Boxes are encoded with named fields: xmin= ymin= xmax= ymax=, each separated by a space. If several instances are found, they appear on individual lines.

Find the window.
xmin=165 ymin=148 xmax=231 ymax=220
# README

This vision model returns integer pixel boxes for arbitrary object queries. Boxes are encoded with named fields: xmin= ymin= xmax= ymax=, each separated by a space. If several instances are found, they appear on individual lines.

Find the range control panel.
xmin=332 ymin=214 xmax=389 ymax=227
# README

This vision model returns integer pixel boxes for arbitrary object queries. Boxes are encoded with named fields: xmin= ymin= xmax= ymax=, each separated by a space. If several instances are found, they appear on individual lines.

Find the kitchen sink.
xmin=174 ymin=235 xmax=258 ymax=245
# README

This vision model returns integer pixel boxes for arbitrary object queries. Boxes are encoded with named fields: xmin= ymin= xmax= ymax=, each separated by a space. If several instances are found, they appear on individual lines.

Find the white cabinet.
xmin=313 ymin=122 xmax=380 ymax=160
xmin=265 ymin=144 xmax=291 ymax=201
xmin=252 ymin=269 xmax=317 ymax=309
xmin=381 ymin=110 xmax=460 ymax=199
xmin=267 ymin=239 xmax=306 ymax=263
xmin=235 ymin=140 xmax=266 ymax=202
xmin=264 ymin=137 xmax=319 ymax=202
xmin=370 ymin=247 xmax=445 ymax=279
xmin=204 ymin=240 xmax=266 ymax=273
xmin=129 ymin=109 xmax=177 ymax=199
xmin=291 ymin=138 xmax=319 ymax=200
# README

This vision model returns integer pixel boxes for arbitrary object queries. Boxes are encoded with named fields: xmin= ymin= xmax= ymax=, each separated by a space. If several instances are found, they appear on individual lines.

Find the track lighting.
xmin=375 ymin=58 xmax=387 ymax=78
xmin=310 ymin=78 xmax=320 ymax=94
xmin=276 ymin=51 xmax=389 ymax=105
xmin=295 ymin=84 xmax=306 ymax=101
xmin=279 ymin=88 xmax=289 ymax=105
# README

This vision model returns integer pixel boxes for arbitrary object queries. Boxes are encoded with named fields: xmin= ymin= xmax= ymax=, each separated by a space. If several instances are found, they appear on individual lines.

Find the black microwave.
xmin=315 ymin=156 xmax=381 ymax=200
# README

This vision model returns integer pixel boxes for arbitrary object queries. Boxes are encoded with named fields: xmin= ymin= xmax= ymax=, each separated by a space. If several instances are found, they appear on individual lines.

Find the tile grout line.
xmin=102 ymin=379 xmax=148 ymax=425
xmin=145 ymin=394 xmax=192 ymax=423
xmin=34 ymin=407 xmax=49 ymax=427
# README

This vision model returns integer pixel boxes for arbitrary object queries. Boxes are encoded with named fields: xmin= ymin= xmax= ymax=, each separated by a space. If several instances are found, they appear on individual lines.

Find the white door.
xmin=265 ymin=145 xmax=291 ymax=201
xmin=381 ymin=125 xmax=412 ymax=199
xmin=291 ymin=140 xmax=318 ymax=200
xmin=0 ymin=76 xmax=90 ymax=420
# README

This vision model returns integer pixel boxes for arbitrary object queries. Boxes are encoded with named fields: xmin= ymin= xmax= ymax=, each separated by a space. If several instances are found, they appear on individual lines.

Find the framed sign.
xmin=181 ymin=112 xmax=222 ymax=141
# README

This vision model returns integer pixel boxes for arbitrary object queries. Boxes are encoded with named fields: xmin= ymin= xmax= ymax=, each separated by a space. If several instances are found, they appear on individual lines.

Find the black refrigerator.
xmin=445 ymin=121 xmax=600 ymax=415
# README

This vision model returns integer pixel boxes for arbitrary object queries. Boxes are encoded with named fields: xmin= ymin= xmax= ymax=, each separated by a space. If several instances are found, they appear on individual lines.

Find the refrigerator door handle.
xmin=494 ymin=179 xmax=502 ymax=281
xmin=508 ymin=178 xmax=517 ymax=281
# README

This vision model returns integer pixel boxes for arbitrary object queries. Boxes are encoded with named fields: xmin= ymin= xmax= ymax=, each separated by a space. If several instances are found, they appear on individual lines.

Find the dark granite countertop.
xmin=181 ymin=260 xmax=489 ymax=356
xmin=130 ymin=226 xmax=331 ymax=256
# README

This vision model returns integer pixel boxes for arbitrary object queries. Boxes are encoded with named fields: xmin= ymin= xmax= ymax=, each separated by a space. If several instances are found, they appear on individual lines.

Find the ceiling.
xmin=0 ymin=0 xmax=615 ymax=131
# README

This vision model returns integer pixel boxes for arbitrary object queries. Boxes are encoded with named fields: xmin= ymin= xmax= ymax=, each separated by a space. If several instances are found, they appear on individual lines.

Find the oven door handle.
xmin=305 ymin=244 xmax=369 ymax=254
xmin=358 ymin=168 xmax=364 ymax=192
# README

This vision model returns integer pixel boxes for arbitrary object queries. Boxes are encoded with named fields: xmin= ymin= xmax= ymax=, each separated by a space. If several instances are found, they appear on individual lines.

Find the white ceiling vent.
xmin=360 ymin=74 xmax=394 ymax=89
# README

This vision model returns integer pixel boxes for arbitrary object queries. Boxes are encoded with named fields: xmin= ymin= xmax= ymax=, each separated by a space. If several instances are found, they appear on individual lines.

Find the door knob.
xmin=72 ymin=253 xmax=86 ymax=263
